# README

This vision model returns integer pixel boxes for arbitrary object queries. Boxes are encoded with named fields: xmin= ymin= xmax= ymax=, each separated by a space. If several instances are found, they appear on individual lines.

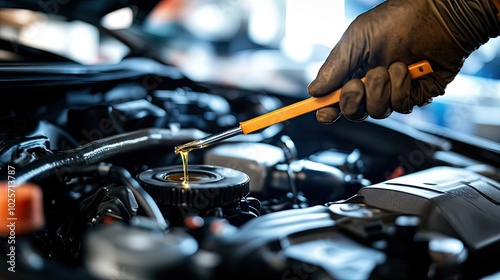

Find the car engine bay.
xmin=0 ymin=56 xmax=499 ymax=280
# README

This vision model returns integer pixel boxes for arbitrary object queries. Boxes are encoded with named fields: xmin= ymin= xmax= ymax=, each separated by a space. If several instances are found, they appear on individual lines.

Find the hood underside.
xmin=0 ymin=0 xmax=160 ymax=25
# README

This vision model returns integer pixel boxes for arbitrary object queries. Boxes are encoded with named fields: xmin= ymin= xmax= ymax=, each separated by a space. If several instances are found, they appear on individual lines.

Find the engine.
xmin=0 ymin=63 xmax=499 ymax=280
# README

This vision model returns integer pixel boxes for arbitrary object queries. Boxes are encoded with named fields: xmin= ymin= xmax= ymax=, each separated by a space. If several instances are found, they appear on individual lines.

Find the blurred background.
xmin=1 ymin=0 xmax=499 ymax=142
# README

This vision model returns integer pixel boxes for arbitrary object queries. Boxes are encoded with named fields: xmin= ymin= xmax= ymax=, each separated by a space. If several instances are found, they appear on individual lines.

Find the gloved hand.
xmin=308 ymin=0 xmax=500 ymax=123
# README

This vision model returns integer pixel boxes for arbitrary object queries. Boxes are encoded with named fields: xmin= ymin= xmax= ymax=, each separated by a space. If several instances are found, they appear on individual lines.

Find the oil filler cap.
xmin=137 ymin=165 xmax=250 ymax=212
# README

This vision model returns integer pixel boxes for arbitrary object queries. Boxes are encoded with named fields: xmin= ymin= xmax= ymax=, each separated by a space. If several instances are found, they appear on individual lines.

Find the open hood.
xmin=0 ymin=0 xmax=161 ymax=25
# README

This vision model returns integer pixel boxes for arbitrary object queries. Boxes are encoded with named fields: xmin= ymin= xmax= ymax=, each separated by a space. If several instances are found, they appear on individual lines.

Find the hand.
xmin=307 ymin=0 xmax=500 ymax=123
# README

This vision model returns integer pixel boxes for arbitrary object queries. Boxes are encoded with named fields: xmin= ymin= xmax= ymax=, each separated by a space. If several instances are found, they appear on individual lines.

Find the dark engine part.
xmin=204 ymin=142 xmax=370 ymax=208
xmin=137 ymin=165 xmax=259 ymax=226
xmin=67 ymin=99 xmax=168 ymax=143
xmin=151 ymin=89 xmax=238 ymax=133
xmin=83 ymin=222 xmax=198 ymax=280
xmin=52 ymin=182 xmax=139 ymax=264
xmin=0 ymin=136 xmax=51 ymax=168
xmin=199 ymin=166 xmax=499 ymax=280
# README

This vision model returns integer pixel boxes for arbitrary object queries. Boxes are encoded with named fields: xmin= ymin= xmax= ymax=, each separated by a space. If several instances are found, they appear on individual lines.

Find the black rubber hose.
xmin=10 ymin=128 xmax=206 ymax=185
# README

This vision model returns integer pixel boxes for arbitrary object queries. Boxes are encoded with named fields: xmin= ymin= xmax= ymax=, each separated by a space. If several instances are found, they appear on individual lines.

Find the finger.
xmin=388 ymin=62 xmax=412 ymax=113
xmin=339 ymin=79 xmax=367 ymax=121
xmin=316 ymin=104 xmax=341 ymax=124
xmin=364 ymin=66 xmax=391 ymax=119
xmin=409 ymin=75 xmax=445 ymax=109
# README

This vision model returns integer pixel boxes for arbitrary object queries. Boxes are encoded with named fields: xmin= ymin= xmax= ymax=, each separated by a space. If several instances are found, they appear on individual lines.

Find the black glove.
xmin=308 ymin=0 xmax=500 ymax=123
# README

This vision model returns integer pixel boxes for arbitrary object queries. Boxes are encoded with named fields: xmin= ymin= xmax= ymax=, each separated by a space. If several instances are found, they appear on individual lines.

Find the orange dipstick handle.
xmin=239 ymin=60 xmax=433 ymax=135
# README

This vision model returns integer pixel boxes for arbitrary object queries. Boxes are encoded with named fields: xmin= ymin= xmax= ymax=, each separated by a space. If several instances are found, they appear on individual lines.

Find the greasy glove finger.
xmin=316 ymin=104 xmax=341 ymax=124
xmin=409 ymin=75 xmax=445 ymax=108
xmin=364 ymin=66 xmax=392 ymax=119
xmin=388 ymin=62 xmax=412 ymax=113
xmin=339 ymin=79 xmax=367 ymax=122
xmin=390 ymin=63 xmax=445 ymax=114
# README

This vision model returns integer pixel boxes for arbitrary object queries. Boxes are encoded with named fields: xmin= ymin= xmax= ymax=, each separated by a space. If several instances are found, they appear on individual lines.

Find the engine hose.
xmin=9 ymin=128 xmax=207 ymax=186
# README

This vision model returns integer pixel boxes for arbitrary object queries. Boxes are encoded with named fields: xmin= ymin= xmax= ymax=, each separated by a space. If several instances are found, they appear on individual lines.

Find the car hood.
xmin=0 ymin=0 xmax=160 ymax=25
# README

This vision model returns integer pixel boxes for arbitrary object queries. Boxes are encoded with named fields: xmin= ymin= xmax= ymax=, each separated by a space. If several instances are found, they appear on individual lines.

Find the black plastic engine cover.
xmin=354 ymin=166 xmax=500 ymax=277
xmin=357 ymin=166 xmax=500 ymax=252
